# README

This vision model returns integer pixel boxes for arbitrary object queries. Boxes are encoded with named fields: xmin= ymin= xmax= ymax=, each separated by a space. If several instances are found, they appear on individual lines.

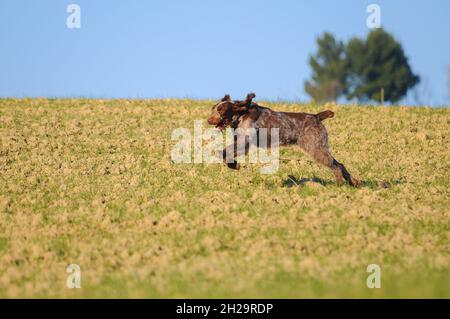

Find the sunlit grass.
xmin=0 ymin=98 xmax=448 ymax=298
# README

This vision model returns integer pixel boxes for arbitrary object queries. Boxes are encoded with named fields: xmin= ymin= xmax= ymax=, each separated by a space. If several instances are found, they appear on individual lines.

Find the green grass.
xmin=0 ymin=98 xmax=448 ymax=298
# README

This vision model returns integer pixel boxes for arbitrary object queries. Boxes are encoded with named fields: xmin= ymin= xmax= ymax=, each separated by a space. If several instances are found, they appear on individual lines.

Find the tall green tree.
xmin=304 ymin=32 xmax=347 ymax=102
xmin=345 ymin=29 xmax=420 ymax=103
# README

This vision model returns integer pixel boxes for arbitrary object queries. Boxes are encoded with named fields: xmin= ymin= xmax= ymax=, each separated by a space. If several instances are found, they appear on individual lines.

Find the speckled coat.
xmin=208 ymin=94 xmax=360 ymax=186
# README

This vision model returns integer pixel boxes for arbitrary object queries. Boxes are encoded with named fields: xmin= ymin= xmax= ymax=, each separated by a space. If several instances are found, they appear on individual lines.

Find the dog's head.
xmin=207 ymin=93 xmax=256 ymax=130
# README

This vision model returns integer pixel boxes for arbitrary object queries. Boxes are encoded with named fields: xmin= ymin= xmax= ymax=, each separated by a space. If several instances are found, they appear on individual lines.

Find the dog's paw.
xmin=227 ymin=162 xmax=241 ymax=170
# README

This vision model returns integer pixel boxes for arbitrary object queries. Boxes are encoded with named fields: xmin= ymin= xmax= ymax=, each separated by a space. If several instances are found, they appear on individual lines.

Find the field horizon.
xmin=0 ymin=98 xmax=448 ymax=298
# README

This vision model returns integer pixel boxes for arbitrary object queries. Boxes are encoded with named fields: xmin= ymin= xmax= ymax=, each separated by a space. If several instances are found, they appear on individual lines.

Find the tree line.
xmin=305 ymin=29 xmax=420 ymax=104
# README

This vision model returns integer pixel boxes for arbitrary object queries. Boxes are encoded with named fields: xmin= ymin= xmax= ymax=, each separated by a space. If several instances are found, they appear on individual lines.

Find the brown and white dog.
xmin=207 ymin=93 xmax=360 ymax=186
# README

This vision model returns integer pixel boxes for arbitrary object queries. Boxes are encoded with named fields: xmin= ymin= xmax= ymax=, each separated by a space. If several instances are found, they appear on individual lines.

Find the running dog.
xmin=207 ymin=93 xmax=360 ymax=186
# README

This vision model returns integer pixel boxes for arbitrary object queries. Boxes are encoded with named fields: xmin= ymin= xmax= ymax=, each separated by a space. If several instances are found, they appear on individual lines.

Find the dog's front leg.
xmin=222 ymin=135 xmax=249 ymax=170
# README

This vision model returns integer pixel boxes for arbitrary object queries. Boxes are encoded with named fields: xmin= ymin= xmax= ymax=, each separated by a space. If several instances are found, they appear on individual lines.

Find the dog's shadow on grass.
xmin=282 ymin=175 xmax=334 ymax=188
xmin=282 ymin=175 xmax=403 ymax=189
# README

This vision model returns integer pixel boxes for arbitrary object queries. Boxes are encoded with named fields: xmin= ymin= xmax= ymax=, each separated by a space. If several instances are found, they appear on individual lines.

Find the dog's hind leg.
xmin=303 ymin=146 xmax=360 ymax=187
xmin=298 ymin=126 xmax=360 ymax=187
xmin=329 ymin=156 xmax=360 ymax=187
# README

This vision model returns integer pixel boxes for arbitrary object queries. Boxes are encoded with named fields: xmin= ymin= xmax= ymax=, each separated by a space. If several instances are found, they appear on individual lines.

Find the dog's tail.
xmin=316 ymin=110 xmax=335 ymax=121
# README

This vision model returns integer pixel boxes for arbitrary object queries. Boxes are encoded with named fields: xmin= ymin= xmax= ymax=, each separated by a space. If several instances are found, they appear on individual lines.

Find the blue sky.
xmin=1 ymin=0 xmax=449 ymax=105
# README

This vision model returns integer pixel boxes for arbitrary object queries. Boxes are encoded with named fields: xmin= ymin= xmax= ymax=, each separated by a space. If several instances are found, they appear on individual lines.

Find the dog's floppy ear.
xmin=221 ymin=94 xmax=231 ymax=102
xmin=244 ymin=93 xmax=256 ymax=104
xmin=233 ymin=93 xmax=256 ymax=111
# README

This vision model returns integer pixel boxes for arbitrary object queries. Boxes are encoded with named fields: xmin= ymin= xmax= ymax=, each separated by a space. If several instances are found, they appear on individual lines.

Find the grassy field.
xmin=0 ymin=98 xmax=448 ymax=298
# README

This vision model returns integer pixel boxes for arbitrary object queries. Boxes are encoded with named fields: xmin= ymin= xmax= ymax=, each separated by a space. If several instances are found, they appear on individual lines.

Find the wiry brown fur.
xmin=207 ymin=93 xmax=360 ymax=187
